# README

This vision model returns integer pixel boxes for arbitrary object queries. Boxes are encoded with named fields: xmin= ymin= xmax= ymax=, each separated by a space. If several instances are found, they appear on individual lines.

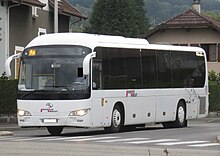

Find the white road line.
xmin=188 ymin=143 xmax=220 ymax=147
xmin=156 ymin=141 xmax=209 ymax=146
xmin=66 ymin=136 xmax=119 ymax=142
xmin=45 ymin=136 xmax=93 ymax=141
xmin=0 ymin=137 xmax=26 ymax=141
xmin=127 ymin=139 xmax=179 ymax=144
xmin=12 ymin=136 xmax=59 ymax=141
xmin=0 ymin=137 xmax=14 ymax=140
xmin=96 ymin=138 xmax=149 ymax=143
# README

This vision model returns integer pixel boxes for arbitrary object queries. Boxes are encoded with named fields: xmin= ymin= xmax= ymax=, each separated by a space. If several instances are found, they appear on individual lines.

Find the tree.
xmin=205 ymin=11 xmax=220 ymax=21
xmin=68 ymin=0 xmax=95 ymax=8
xmin=86 ymin=0 xmax=149 ymax=37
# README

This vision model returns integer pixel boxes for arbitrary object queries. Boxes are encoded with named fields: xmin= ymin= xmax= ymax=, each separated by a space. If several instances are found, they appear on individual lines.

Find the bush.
xmin=208 ymin=70 xmax=220 ymax=111
xmin=209 ymin=83 xmax=220 ymax=111
xmin=208 ymin=70 xmax=218 ymax=81
xmin=0 ymin=79 xmax=18 ymax=114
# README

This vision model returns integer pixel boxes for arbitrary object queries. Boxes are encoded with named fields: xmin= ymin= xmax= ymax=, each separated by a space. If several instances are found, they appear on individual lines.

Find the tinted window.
xmin=93 ymin=47 xmax=141 ymax=89
xmin=196 ymin=54 xmax=205 ymax=87
xmin=125 ymin=49 xmax=142 ymax=89
xmin=92 ymin=50 xmax=102 ymax=89
xmin=93 ymin=47 xmax=205 ymax=90
xmin=157 ymin=51 xmax=172 ymax=88
xmin=94 ymin=47 xmax=127 ymax=89
xmin=141 ymin=49 xmax=157 ymax=88
xmin=108 ymin=48 xmax=127 ymax=89
xmin=171 ymin=51 xmax=205 ymax=88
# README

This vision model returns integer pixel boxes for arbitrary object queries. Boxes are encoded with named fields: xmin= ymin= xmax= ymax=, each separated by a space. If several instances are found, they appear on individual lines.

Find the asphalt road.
xmin=0 ymin=117 xmax=220 ymax=156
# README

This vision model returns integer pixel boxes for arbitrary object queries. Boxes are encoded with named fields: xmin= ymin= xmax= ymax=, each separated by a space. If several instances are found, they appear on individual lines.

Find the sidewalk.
xmin=0 ymin=124 xmax=19 ymax=136
xmin=0 ymin=114 xmax=17 ymax=136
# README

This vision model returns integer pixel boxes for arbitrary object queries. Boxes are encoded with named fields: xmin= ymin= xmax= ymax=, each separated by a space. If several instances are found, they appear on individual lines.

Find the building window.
xmin=218 ymin=43 xmax=220 ymax=62
xmin=14 ymin=46 xmax=24 ymax=79
xmin=201 ymin=44 xmax=217 ymax=62
xmin=32 ymin=7 xmax=39 ymax=18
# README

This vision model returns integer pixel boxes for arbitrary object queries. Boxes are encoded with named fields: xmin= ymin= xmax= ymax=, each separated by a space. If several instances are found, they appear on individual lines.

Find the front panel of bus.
xmin=17 ymin=45 xmax=93 ymax=127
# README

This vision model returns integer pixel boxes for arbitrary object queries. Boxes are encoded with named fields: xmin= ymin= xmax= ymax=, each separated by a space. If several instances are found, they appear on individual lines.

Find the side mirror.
xmin=5 ymin=53 xmax=22 ymax=77
xmin=83 ymin=52 xmax=96 ymax=76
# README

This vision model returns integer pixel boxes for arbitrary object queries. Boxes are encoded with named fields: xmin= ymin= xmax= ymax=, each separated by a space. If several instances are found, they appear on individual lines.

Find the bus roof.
xmin=25 ymin=33 xmax=149 ymax=49
xmin=25 ymin=33 xmax=204 ymax=53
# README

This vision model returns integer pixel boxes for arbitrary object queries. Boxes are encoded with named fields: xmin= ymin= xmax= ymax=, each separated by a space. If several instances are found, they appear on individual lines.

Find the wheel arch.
xmin=178 ymin=99 xmax=187 ymax=111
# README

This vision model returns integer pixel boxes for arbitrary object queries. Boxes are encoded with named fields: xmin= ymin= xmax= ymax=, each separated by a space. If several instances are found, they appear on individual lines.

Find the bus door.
xmin=91 ymin=61 xmax=104 ymax=127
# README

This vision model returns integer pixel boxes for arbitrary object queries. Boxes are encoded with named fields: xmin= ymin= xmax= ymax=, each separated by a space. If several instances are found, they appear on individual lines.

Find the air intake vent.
xmin=199 ymin=97 xmax=206 ymax=114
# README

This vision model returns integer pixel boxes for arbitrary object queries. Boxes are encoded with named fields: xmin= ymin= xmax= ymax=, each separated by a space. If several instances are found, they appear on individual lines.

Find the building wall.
xmin=147 ymin=28 xmax=220 ymax=73
xmin=147 ymin=28 xmax=220 ymax=44
xmin=0 ymin=5 xmax=7 ymax=75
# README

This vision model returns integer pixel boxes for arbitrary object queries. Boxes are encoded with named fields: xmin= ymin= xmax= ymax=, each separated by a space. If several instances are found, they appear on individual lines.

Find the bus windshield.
xmin=18 ymin=45 xmax=92 ymax=100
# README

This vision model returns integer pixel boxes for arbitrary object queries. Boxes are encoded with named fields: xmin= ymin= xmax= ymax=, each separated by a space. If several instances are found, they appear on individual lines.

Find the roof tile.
xmin=10 ymin=0 xmax=46 ymax=8
xmin=49 ymin=0 xmax=87 ymax=19
xmin=145 ymin=9 xmax=220 ymax=38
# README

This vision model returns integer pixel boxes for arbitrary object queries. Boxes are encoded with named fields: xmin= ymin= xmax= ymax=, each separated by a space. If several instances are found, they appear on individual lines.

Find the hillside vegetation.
xmin=68 ymin=0 xmax=220 ymax=30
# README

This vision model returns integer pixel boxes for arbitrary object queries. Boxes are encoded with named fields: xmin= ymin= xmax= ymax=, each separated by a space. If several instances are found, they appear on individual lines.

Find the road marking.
xmin=1 ymin=135 xmax=219 ymax=148
xmin=96 ymin=138 xmax=149 ymax=143
xmin=156 ymin=141 xmax=209 ymax=146
xmin=45 ymin=136 xmax=93 ymax=141
xmin=127 ymin=139 xmax=179 ymax=144
xmin=66 ymin=136 xmax=119 ymax=142
xmin=0 ymin=137 xmax=25 ymax=141
xmin=13 ymin=136 xmax=59 ymax=141
xmin=188 ymin=143 xmax=220 ymax=147
xmin=0 ymin=136 xmax=13 ymax=140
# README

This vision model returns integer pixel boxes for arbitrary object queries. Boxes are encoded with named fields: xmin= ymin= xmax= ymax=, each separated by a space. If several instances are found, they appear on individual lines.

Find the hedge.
xmin=0 ymin=79 xmax=18 ymax=114
xmin=0 ymin=79 xmax=220 ymax=114
xmin=209 ymin=82 xmax=220 ymax=111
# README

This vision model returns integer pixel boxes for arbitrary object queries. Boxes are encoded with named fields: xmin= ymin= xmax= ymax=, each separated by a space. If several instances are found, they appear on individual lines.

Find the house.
xmin=145 ymin=0 xmax=220 ymax=73
xmin=0 ymin=0 xmax=87 ymax=78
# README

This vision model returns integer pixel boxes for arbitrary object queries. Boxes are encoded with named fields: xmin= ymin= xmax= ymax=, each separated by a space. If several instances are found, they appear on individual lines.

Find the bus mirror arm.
xmin=5 ymin=53 xmax=22 ymax=77
xmin=83 ymin=52 xmax=96 ymax=76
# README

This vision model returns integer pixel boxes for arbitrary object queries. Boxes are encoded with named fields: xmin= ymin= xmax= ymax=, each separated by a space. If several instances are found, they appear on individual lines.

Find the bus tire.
xmin=47 ymin=126 xmax=63 ymax=136
xmin=105 ymin=105 xmax=124 ymax=133
xmin=174 ymin=101 xmax=187 ymax=128
xmin=162 ymin=101 xmax=187 ymax=128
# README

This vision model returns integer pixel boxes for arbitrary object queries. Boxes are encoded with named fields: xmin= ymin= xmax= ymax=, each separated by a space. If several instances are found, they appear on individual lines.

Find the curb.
xmin=209 ymin=112 xmax=220 ymax=117
xmin=0 ymin=131 xmax=13 ymax=136
xmin=0 ymin=115 xmax=17 ymax=124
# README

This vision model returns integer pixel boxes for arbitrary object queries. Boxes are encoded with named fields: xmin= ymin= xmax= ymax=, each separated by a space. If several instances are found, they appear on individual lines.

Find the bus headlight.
xmin=18 ymin=109 xmax=32 ymax=117
xmin=69 ymin=108 xmax=90 ymax=117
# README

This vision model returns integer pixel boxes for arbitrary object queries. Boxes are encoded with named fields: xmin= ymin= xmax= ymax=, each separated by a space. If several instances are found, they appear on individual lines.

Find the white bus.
xmin=5 ymin=33 xmax=209 ymax=135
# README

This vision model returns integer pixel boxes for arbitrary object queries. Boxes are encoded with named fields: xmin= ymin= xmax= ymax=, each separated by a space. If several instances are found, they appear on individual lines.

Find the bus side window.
xmin=92 ymin=60 xmax=102 ymax=90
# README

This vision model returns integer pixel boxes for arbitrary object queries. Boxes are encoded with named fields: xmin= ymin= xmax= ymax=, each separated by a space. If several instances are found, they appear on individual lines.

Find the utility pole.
xmin=54 ymin=0 xmax=58 ymax=33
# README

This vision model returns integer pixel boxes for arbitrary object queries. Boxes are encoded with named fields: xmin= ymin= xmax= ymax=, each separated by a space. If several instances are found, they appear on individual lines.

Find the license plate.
xmin=43 ymin=119 xmax=58 ymax=123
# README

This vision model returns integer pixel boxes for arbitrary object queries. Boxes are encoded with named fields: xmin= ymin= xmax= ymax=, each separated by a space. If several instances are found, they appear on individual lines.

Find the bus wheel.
xmin=162 ymin=101 xmax=187 ymax=128
xmin=47 ymin=126 xmax=63 ymax=136
xmin=105 ymin=105 xmax=123 ymax=133
xmin=174 ymin=101 xmax=187 ymax=128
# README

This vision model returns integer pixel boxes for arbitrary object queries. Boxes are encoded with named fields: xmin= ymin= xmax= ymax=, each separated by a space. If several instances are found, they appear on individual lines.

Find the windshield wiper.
xmin=19 ymin=90 xmax=47 ymax=98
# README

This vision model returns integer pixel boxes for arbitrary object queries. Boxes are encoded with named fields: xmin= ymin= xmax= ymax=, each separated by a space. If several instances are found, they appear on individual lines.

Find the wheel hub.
xmin=112 ymin=109 xmax=121 ymax=127
xmin=178 ymin=106 xmax=185 ymax=123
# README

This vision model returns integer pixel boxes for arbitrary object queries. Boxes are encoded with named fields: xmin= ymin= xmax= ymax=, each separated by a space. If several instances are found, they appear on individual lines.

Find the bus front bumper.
xmin=17 ymin=115 xmax=92 ymax=128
